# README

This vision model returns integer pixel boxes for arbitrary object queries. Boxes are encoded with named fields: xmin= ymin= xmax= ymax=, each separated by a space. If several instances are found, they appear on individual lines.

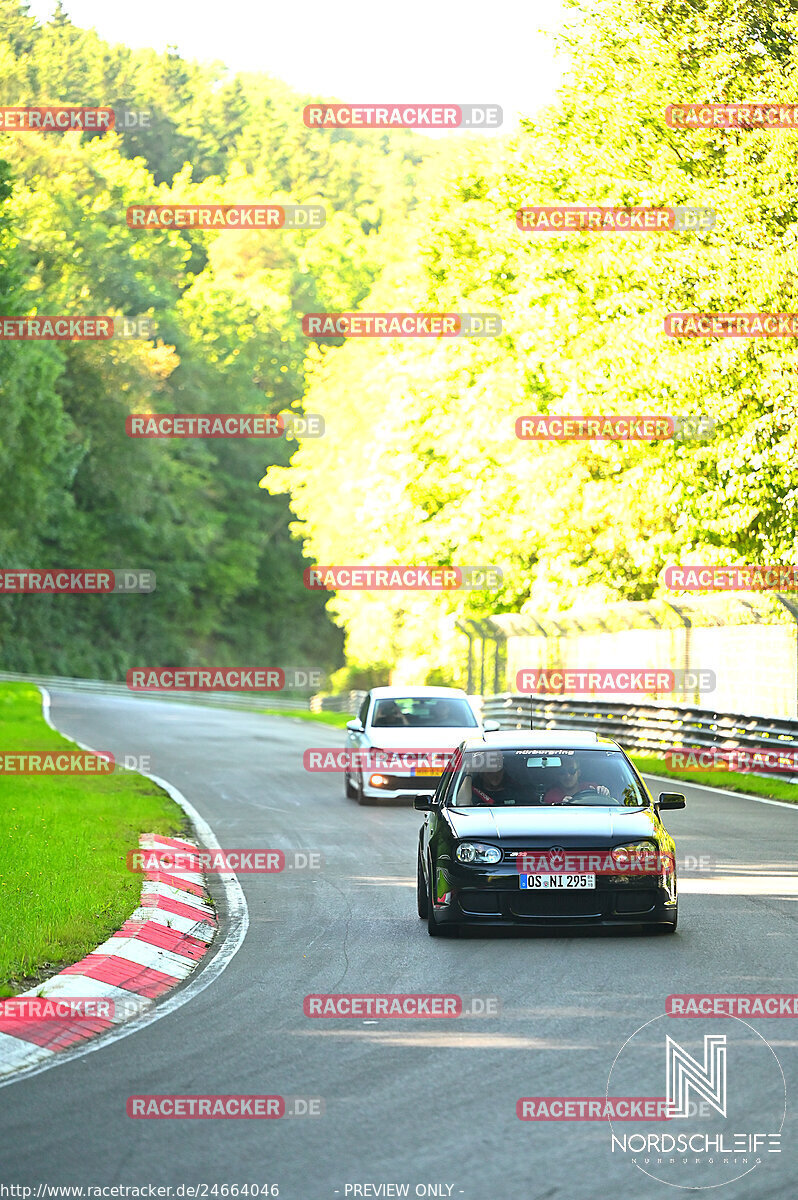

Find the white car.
xmin=344 ymin=685 xmax=499 ymax=805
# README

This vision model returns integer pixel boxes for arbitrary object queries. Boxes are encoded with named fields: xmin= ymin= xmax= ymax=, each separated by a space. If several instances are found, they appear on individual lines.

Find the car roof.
xmin=459 ymin=729 xmax=621 ymax=751
xmin=369 ymin=686 xmax=470 ymax=699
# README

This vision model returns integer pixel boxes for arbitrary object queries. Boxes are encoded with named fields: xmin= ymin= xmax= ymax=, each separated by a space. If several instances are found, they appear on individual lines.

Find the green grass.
xmin=0 ymin=683 xmax=186 ymax=995
xmin=256 ymin=708 xmax=351 ymax=728
xmin=631 ymin=753 xmax=798 ymax=804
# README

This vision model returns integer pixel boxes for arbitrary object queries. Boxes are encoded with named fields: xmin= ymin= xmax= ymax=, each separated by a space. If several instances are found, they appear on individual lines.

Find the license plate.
xmin=520 ymin=874 xmax=596 ymax=889
xmin=411 ymin=767 xmax=440 ymax=777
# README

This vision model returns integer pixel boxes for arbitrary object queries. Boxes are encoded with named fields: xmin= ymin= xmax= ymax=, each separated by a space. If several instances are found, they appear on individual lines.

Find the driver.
xmin=435 ymin=700 xmax=458 ymax=726
xmin=543 ymin=758 xmax=610 ymax=805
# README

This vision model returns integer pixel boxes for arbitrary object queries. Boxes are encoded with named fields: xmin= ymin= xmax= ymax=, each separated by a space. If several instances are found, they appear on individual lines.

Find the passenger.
xmin=373 ymin=700 xmax=407 ymax=727
xmin=471 ymin=763 xmax=514 ymax=806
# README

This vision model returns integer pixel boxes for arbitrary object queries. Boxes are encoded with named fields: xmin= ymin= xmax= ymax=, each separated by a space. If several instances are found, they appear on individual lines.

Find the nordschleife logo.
xmin=607 ymin=1014 xmax=785 ymax=1189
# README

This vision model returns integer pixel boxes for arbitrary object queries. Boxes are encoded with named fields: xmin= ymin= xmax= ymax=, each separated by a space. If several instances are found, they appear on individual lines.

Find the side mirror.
xmin=482 ymin=720 xmax=500 ymax=733
xmin=346 ymin=719 xmax=364 ymax=733
xmin=658 ymin=791 xmax=686 ymax=809
xmin=413 ymin=794 xmax=438 ymax=811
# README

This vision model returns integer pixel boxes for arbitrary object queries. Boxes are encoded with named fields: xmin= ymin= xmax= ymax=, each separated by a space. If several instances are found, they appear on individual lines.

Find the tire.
xmin=345 ymin=771 xmax=356 ymax=799
xmin=356 ymin=772 xmax=369 ymax=805
xmin=417 ymin=851 xmax=428 ymax=918
xmin=427 ymin=870 xmax=458 ymax=937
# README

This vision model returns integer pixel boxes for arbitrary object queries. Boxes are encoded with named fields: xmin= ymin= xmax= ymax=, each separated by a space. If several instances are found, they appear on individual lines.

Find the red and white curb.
xmin=0 ymin=833 xmax=218 ymax=1078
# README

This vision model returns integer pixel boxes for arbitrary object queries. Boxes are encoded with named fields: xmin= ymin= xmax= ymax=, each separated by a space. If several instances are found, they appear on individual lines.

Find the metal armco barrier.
xmin=5 ymin=670 xmax=798 ymax=768
xmin=309 ymin=691 xmax=366 ymax=714
xmin=480 ymin=693 xmax=798 ymax=759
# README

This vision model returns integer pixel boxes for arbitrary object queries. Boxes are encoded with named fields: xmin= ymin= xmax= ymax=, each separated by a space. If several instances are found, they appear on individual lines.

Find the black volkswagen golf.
xmin=414 ymin=730 xmax=684 ymax=936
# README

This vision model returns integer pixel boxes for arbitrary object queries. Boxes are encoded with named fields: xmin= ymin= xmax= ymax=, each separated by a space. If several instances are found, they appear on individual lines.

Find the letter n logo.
xmin=666 ymin=1034 xmax=727 ymax=1118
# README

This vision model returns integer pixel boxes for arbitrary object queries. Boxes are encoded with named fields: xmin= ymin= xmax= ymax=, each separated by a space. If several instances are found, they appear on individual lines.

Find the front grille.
xmin=613 ymin=889 xmax=658 ymax=914
xmin=505 ymin=846 xmax=607 ymax=861
xmin=458 ymin=890 xmax=502 ymax=916
xmin=510 ymin=891 xmax=604 ymax=919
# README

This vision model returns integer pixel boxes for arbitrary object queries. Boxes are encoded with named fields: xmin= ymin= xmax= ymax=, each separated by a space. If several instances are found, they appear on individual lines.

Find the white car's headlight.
xmin=456 ymin=842 xmax=502 ymax=865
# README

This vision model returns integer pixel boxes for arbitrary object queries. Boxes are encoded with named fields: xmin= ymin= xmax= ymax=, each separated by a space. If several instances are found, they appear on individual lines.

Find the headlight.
xmin=456 ymin=842 xmax=502 ymax=865
xmin=612 ymin=840 xmax=658 ymax=857
xmin=611 ymin=840 xmax=662 ymax=873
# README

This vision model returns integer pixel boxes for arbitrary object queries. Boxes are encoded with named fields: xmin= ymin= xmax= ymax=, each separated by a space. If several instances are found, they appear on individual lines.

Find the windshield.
xmin=447 ymin=748 xmax=649 ymax=808
xmin=371 ymin=696 xmax=478 ymax=729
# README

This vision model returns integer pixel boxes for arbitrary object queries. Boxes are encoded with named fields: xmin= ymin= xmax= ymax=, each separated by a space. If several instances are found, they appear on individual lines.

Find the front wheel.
xmin=427 ymin=871 xmax=458 ymax=937
xmin=416 ymin=851 xmax=428 ymax=918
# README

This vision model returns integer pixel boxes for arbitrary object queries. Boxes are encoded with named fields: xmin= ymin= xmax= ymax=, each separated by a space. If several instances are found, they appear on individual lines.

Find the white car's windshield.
xmin=371 ymin=697 xmax=478 ymax=728
xmin=448 ymin=748 xmax=648 ymax=807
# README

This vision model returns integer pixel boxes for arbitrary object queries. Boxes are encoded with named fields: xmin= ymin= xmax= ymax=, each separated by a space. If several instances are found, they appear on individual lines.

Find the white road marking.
xmin=680 ymin=876 xmax=798 ymax=895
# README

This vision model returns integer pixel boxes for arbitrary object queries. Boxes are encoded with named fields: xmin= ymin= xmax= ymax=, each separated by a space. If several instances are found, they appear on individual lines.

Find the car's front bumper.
xmin=430 ymin=864 xmax=677 ymax=928
xmin=361 ymin=773 xmax=442 ymax=803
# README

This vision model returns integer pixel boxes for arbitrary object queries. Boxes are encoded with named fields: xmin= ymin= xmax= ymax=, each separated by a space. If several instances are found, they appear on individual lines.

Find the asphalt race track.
xmin=2 ymin=691 xmax=797 ymax=1198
